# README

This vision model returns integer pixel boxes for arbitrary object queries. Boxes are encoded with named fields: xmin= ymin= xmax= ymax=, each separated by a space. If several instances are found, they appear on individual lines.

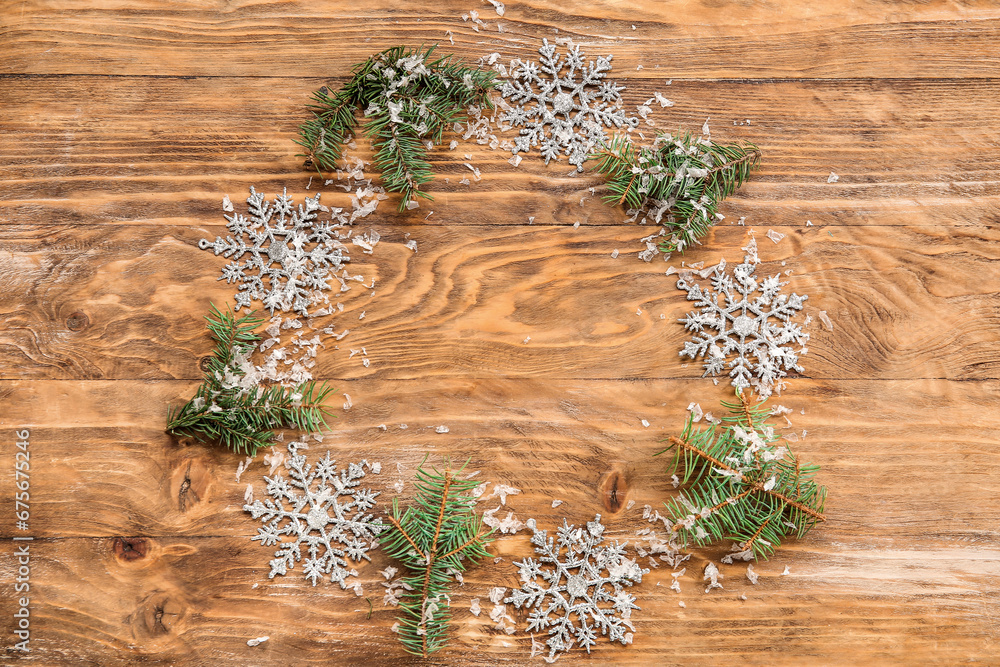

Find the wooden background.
xmin=2 ymin=1 xmax=999 ymax=664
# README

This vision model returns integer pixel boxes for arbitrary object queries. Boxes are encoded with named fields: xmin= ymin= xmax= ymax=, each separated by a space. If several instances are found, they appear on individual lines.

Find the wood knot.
xmin=171 ymin=459 xmax=210 ymax=512
xmin=598 ymin=468 xmax=629 ymax=514
xmin=198 ymin=356 xmax=212 ymax=372
xmin=127 ymin=592 xmax=186 ymax=640
xmin=113 ymin=537 xmax=149 ymax=562
xmin=66 ymin=311 xmax=89 ymax=331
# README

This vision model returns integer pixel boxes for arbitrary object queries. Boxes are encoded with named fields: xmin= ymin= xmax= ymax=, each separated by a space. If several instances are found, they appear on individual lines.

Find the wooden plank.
xmin=2 ymin=76 xmax=999 ymax=226
xmin=0 ymin=222 xmax=998 ymax=382
xmin=0 ymin=534 xmax=996 ymax=665
xmin=2 ymin=0 xmax=1000 ymax=78
xmin=1 ymin=377 xmax=999 ymax=538
xmin=0 ymin=378 xmax=998 ymax=664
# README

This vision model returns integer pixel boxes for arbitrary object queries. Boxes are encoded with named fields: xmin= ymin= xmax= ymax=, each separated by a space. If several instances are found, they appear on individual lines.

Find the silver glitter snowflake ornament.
xmin=505 ymin=514 xmax=648 ymax=661
xmin=244 ymin=441 xmax=383 ymax=587
xmin=199 ymin=187 xmax=349 ymax=316
xmin=676 ymin=238 xmax=809 ymax=397
xmin=499 ymin=39 xmax=638 ymax=170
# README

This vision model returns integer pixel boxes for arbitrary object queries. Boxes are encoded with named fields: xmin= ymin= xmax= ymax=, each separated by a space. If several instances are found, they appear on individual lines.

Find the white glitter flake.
xmin=499 ymin=39 xmax=639 ymax=170
xmin=676 ymin=238 xmax=809 ymax=397
xmin=244 ymin=441 xmax=383 ymax=588
xmin=505 ymin=514 xmax=648 ymax=660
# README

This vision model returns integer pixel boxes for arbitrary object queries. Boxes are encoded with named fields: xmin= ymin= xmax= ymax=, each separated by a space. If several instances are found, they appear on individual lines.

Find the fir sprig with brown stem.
xmin=165 ymin=304 xmax=336 ymax=456
xmin=380 ymin=457 xmax=494 ymax=657
xmin=295 ymin=44 xmax=499 ymax=211
xmin=656 ymin=391 xmax=826 ymax=561
xmin=590 ymin=132 xmax=761 ymax=253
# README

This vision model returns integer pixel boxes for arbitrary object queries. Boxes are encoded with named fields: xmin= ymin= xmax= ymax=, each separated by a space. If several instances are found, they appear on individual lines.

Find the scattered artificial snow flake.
xmin=499 ymin=39 xmax=639 ymax=170
xmin=358 ymin=311 xmax=366 ymax=320
xmin=818 ymin=310 xmax=834 ymax=331
xmin=199 ymin=188 xmax=350 ymax=316
xmin=806 ymin=219 xmax=813 ymax=226
xmin=343 ymin=393 xmax=353 ymax=411
xmin=653 ymin=92 xmax=673 ymax=107
xmin=235 ymin=456 xmax=252 ymax=483
xmin=626 ymin=499 xmax=635 ymax=510
xmin=678 ymin=601 xmax=686 ymax=608
xmin=470 ymin=598 xmax=482 ymax=616
xmin=611 ymin=249 xmax=619 ymax=259
xmin=435 ymin=425 xmax=450 ymax=434
xmin=687 ymin=402 xmax=703 ymax=422
xmin=528 ymin=216 xmax=535 ymax=224
xmin=405 ymin=239 xmax=418 ymax=252
xmin=391 ymin=621 xmax=401 ymax=633
xmin=747 ymin=563 xmax=759 ymax=585
xmin=636 ymin=308 xmax=642 ymax=316
xmin=782 ymin=566 xmax=791 ymax=576
xmin=523 ymin=336 xmax=531 ymax=343
xmin=551 ymin=499 xmax=563 ymax=508
xmin=505 ymin=514 xmax=648 ymax=660
xmin=827 ymin=172 xmax=839 ymax=183
xmin=766 ymin=229 xmax=785 ymax=244
xmin=247 ymin=636 xmax=269 ymax=647
xmin=702 ymin=118 xmax=711 ymax=137
xmin=573 ymin=221 xmax=580 ymax=229
xmin=244 ymin=484 xmax=254 ymax=503
xmin=490 ymin=483 xmax=521 ymax=505
xmin=703 ymin=562 xmax=724 ymax=593
xmin=243 ymin=441 xmax=383 ymax=588
xmin=486 ymin=0 xmax=504 ymax=15
xmin=484 ymin=505 xmax=526 ymax=534
xmin=222 ymin=194 xmax=234 ymax=212
xmin=640 ymin=419 xmax=650 ymax=428
xmin=508 ymin=154 xmax=522 ymax=167
xmin=676 ymin=238 xmax=810 ymax=397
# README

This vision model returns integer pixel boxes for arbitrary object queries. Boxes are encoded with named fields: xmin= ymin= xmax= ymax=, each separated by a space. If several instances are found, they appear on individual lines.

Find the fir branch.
xmin=165 ymin=304 xmax=336 ymax=457
xmin=589 ymin=132 xmax=761 ymax=253
xmin=655 ymin=391 xmax=826 ymax=560
xmin=380 ymin=457 xmax=494 ymax=657
xmin=295 ymin=44 xmax=499 ymax=211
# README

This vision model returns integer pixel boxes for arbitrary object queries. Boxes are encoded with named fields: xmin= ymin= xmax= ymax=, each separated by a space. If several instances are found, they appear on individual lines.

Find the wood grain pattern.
xmin=2 ymin=0 xmax=999 ymax=664
xmin=3 ymin=0 xmax=1000 ymax=78
xmin=1 ymin=378 xmax=999 ymax=664
xmin=1 ymin=223 xmax=999 ymax=381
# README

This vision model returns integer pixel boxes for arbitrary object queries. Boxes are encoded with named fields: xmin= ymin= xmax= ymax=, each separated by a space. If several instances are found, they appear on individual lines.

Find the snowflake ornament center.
xmin=732 ymin=314 xmax=758 ymax=337
xmin=552 ymin=91 xmax=574 ymax=114
xmin=566 ymin=574 xmax=588 ymax=598
xmin=267 ymin=239 xmax=290 ymax=264
xmin=306 ymin=503 xmax=333 ymax=530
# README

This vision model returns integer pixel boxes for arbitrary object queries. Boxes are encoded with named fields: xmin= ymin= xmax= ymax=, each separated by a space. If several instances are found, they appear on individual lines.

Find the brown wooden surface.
xmin=1 ymin=1 xmax=999 ymax=665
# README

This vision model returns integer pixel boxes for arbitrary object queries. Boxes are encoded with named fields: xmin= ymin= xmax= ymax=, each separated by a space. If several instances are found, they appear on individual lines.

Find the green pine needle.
xmin=380 ymin=457 xmax=494 ymax=657
xmin=295 ymin=44 xmax=499 ymax=212
xmin=589 ymin=132 xmax=761 ymax=253
xmin=165 ymin=304 xmax=337 ymax=456
xmin=655 ymin=391 xmax=826 ymax=560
